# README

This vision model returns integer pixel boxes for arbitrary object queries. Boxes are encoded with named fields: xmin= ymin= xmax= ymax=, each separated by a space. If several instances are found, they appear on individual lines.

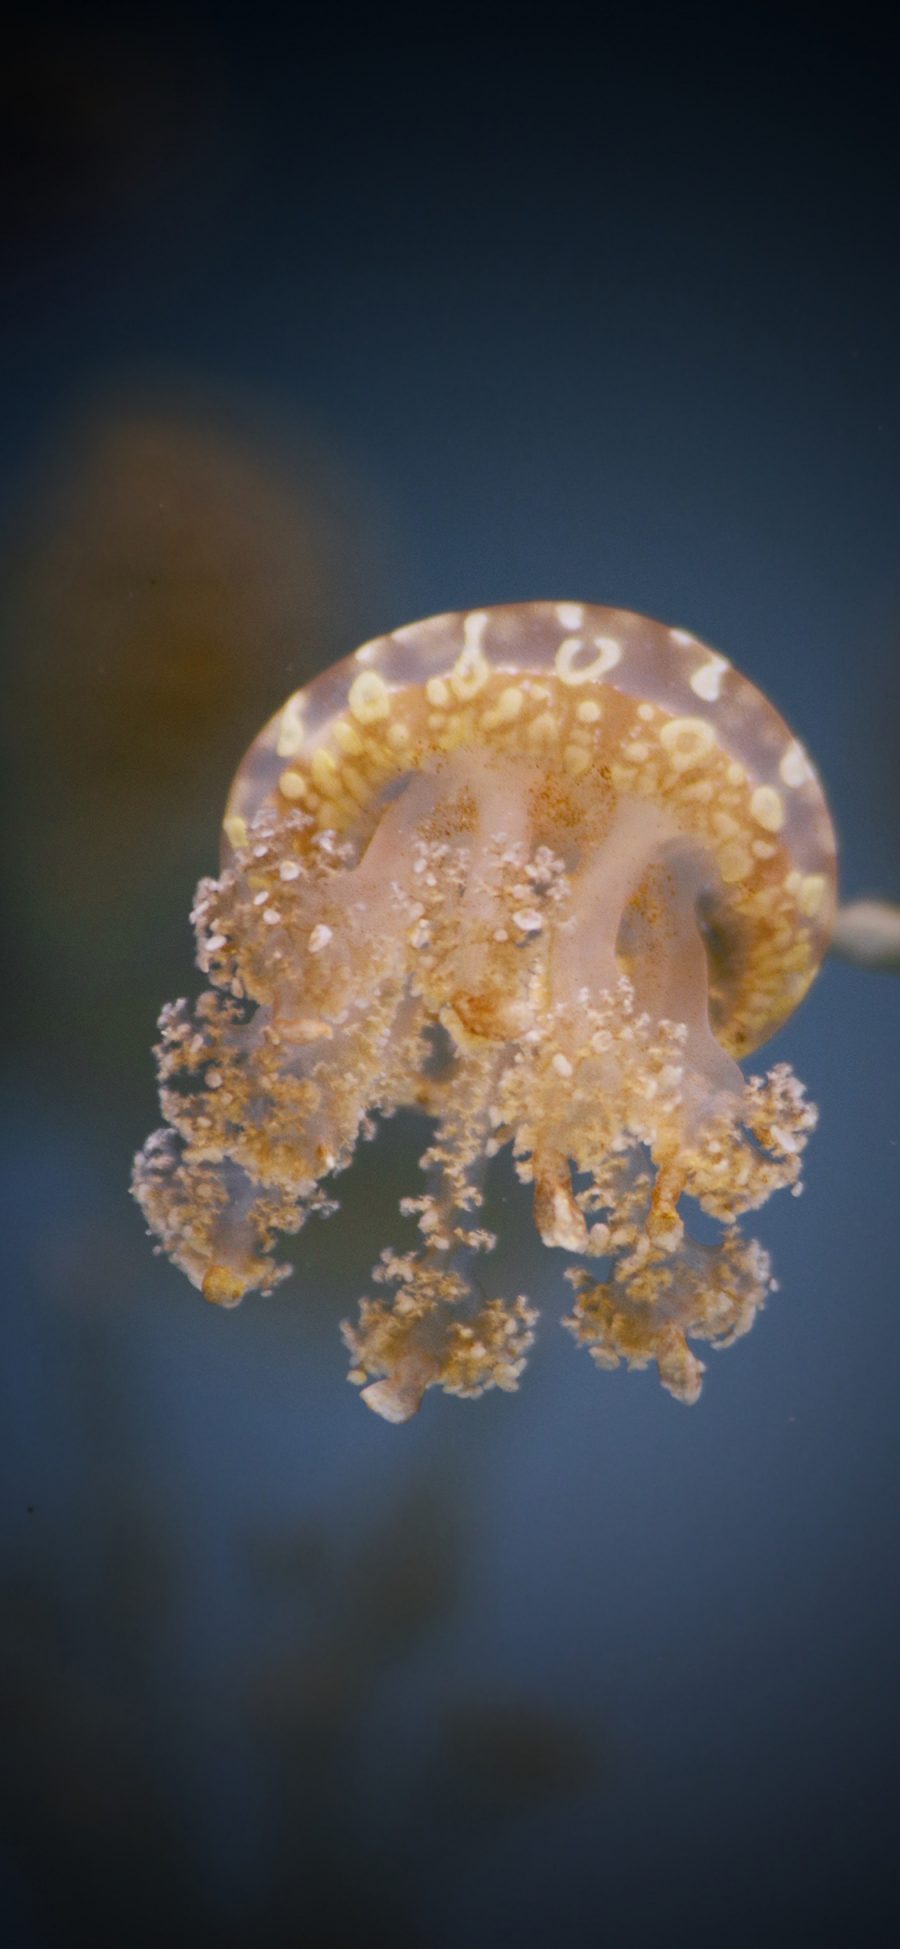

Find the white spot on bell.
xmin=689 ymin=654 xmax=729 ymax=702
xmin=780 ymin=740 xmax=814 ymax=788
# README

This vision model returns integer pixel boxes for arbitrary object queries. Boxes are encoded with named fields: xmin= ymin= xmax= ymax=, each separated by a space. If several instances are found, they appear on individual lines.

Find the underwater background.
xmin=2 ymin=8 xmax=899 ymax=1945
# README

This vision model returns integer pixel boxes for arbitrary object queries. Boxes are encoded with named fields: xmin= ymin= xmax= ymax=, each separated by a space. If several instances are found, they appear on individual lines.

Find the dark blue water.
xmin=2 ymin=13 xmax=899 ymax=1946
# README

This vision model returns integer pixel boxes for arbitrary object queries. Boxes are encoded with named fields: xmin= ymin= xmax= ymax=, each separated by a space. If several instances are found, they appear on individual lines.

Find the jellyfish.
xmin=132 ymin=603 xmax=837 ymax=1421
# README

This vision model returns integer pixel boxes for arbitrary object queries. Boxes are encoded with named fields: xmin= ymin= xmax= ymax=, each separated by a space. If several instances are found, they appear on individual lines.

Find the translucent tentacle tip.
xmin=132 ymin=603 xmax=836 ymax=1419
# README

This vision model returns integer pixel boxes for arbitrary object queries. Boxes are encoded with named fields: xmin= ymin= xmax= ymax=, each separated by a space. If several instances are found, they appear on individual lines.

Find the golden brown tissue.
xmin=132 ymin=603 xmax=837 ymax=1421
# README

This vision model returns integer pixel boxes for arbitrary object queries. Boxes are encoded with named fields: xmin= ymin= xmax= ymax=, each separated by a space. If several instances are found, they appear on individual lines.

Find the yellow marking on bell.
xmin=556 ymin=603 xmax=585 ymax=631
xmin=450 ymin=640 xmax=490 ymax=699
xmin=563 ymin=742 xmax=591 ymax=776
xmin=799 ymin=873 xmax=827 ymax=918
xmin=387 ymin=720 xmax=412 ymax=749
xmin=576 ymin=698 xmax=602 ymax=724
xmin=750 ymin=785 xmax=785 ymax=833
xmin=658 ymin=716 xmax=716 ymax=770
xmin=333 ymin=719 xmax=364 ymax=756
xmin=348 ymin=669 xmax=391 ymax=722
xmin=276 ymin=694 xmax=307 ymax=758
xmin=635 ymin=767 xmax=660 ymax=796
xmin=426 ymin=676 xmax=450 ymax=707
xmin=718 ymin=841 xmax=752 ymax=884
xmin=361 ymin=745 xmax=393 ymax=778
xmin=278 ymin=770 xmax=307 ymax=802
xmin=437 ymin=713 xmax=468 ymax=748
xmin=482 ymin=685 xmax=524 ymax=730
xmin=555 ymin=634 xmax=622 ymax=684
xmin=342 ymin=763 xmax=370 ymax=805
xmin=223 ymin=814 xmax=248 ymax=847
xmin=311 ymin=747 xmax=342 ymax=795
xmin=528 ymin=710 xmax=560 ymax=746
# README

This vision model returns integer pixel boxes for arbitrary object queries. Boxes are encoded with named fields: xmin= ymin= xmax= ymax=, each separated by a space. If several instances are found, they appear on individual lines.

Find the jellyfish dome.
xmin=132 ymin=603 xmax=837 ymax=1420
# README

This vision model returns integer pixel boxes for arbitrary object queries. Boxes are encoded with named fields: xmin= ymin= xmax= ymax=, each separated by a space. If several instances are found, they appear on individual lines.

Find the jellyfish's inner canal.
xmin=134 ymin=747 xmax=816 ymax=1419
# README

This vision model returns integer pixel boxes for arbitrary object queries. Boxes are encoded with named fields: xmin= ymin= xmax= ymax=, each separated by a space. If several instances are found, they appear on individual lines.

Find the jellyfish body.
xmin=132 ymin=604 xmax=836 ymax=1420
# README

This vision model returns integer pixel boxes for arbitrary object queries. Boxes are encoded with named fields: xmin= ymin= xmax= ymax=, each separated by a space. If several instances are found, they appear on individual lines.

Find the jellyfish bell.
xmin=224 ymin=604 xmax=834 ymax=1055
xmin=133 ymin=603 xmax=837 ymax=1421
